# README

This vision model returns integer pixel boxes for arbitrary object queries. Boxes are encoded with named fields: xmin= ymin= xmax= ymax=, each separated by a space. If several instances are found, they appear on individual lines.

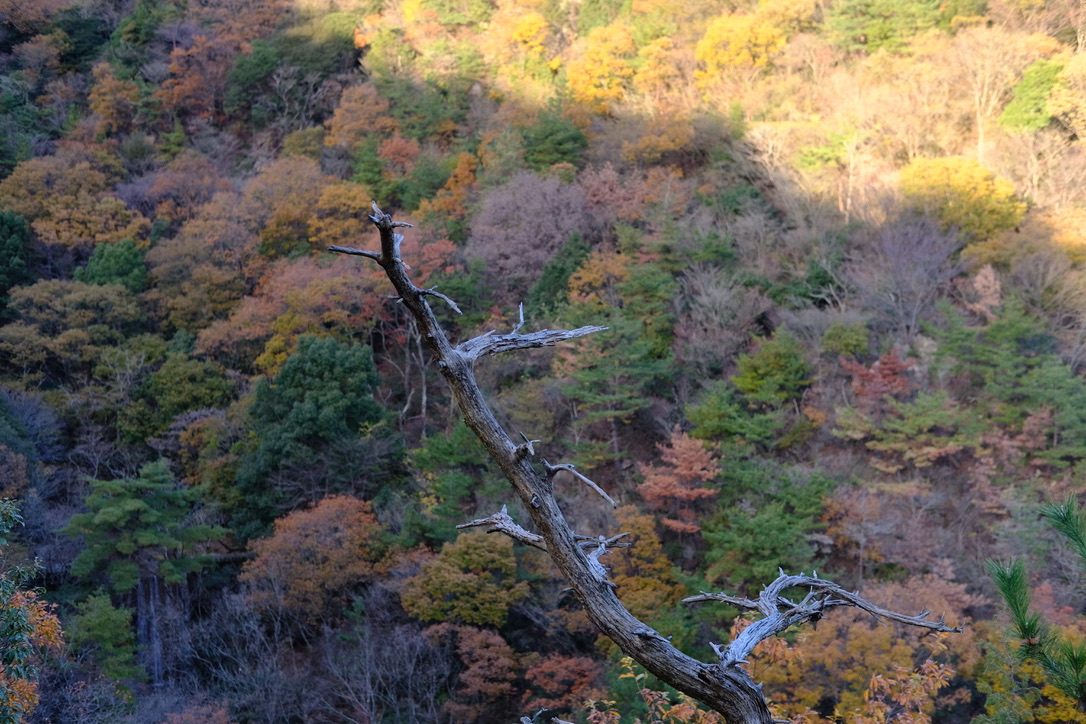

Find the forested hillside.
xmin=3 ymin=0 xmax=1086 ymax=721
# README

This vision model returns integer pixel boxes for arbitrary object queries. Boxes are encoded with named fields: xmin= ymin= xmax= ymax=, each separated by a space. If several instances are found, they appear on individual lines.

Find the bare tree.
xmin=951 ymin=26 xmax=1047 ymax=163
xmin=331 ymin=204 xmax=960 ymax=723
xmin=846 ymin=214 xmax=963 ymax=338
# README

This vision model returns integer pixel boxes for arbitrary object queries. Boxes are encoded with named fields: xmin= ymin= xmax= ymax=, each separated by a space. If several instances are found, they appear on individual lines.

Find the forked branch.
xmin=332 ymin=204 xmax=960 ymax=724
xmin=686 ymin=574 xmax=961 ymax=669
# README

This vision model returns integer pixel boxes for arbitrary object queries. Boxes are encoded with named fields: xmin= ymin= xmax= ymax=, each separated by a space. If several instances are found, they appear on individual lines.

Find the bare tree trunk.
xmin=330 ymin=205 xmax=960 ymax=724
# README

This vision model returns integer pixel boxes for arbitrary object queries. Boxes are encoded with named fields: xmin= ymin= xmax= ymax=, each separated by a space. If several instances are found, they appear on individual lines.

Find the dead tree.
xmin=331 ymin=204 xmax=960 ymax=724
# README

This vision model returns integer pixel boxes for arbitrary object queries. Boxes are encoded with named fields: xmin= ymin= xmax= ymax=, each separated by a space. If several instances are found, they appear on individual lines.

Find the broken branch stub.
xmin=331 ymin=204 xmax=959 ymax=724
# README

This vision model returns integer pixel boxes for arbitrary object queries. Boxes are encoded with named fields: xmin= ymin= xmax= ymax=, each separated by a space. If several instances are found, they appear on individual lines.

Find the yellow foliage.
xmin=1049 ymin=52 xmax=1086 ymax=140
xmin=1046 ymin=207 xmax=1086 ymax=264
xmin=750 ymin=573 xmax=976 ymax=718
xmin=400 ymin=531 xmax=529 ymax=628
xmin=324 ymin=84 xmax=398 ymax=150
xmin=415 ymin=152 xmax=477 ymax=221
xmin=695 ymin=11 xmax=786 ymax=84
xmin=0 ymin=148 xmax=120 ymax=222
xmin=0 ymin=589 xmax=63 ymax=720
xmin=307 ymin=181 xmax=375 ymax=249
xmin=967 ymin=210 xmax=1086 ymax=270
xmin=401 ymin=0 xmax=427 ymax=24
xmin=632 ymin=37 xmax=682 ymax=99
xmin=899 ymin=156 xmax=1026 ymax=241
xmin=32 ymin=192 xmax=150 ymax=249
xmin=975 ymin=625 xmax=1086 ymax=724
xmin=512 ymin=11 xmax=548 ymax=55
xmin=565 ymin=24 xmax=636 ymax=115
xmin=88 ymin=62 xmax=141 ymax=136
xmin=622 ymin=113 xmax=695 ymax=165
xmin=756 ymin=0 xmax=817 ymax=33
xmin=607 ymin=506 xmax=686 ymax=622
xmin=568 ymin=250 xmax=631 ymax=307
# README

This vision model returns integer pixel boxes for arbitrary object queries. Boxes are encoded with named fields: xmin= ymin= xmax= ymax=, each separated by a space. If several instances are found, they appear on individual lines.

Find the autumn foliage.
xmin=637 ymin=427 xmax=719 ymax=534
xmin=3 ymin=0 xmax=1086 ymax=720
xmin=241 ymin=495 xmax=384 ymax=624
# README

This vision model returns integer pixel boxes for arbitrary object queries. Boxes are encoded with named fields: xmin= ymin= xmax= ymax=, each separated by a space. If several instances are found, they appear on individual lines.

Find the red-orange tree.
xmin=240 ymin=495 xmax=384 ymax=625
xmin=638 ymin=427 xmax=719 ymax=534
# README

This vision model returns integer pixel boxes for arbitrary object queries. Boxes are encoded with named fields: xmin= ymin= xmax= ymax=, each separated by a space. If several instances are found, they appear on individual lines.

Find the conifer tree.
xmin=989 ymin=497 xmax=1086 ymax=708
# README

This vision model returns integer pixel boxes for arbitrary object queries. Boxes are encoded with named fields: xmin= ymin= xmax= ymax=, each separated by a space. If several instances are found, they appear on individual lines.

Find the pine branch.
xmin=1042 ymin=497 xmax=1086 ymax=571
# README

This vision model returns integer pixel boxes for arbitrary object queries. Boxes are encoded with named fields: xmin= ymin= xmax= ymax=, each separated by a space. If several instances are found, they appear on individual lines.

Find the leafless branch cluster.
xmin=686 ymin=574 xmax=961 ymax=669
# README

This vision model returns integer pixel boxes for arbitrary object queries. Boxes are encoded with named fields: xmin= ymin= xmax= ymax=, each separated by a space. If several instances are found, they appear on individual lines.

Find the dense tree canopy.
xmin=1 ymin=0 xmax=1085 ymax=720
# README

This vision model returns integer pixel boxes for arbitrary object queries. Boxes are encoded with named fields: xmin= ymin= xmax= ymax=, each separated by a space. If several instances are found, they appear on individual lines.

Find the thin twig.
xmin=544 ymin=460 xmax=617 ymax=508
xmin=457 ymin=505 xmax=548 ymax=551
xmin=512 ymin=302 xmax=526 ymax=335
xmin=685 ymin=574 xmax=961 ymax=668
xmin=328 ymin=245 xmax=381 ymax=261
xmin=420 ymin=286 xmax=462 ymax=314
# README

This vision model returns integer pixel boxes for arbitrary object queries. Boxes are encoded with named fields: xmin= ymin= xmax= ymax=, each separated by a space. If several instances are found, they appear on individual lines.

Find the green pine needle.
xmin=1042 ymin=496 xmax=1086 ymax=569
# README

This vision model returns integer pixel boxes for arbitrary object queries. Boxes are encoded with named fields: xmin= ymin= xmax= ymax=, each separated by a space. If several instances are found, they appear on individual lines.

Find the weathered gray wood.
xmin=331 ymin=203 xmax=960 ymax=724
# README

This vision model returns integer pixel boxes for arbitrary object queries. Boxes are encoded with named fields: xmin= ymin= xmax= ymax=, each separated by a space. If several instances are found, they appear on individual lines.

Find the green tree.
xmin=223 ymin=39 xmax=280 ymax=120
xmin=0 ymin=213 xmax=31 ymax=317
xmin=559 ymin=246 xmax=675 ymax=467
xmin=401 ymin=531 xmax=528 ymax=627
xmin=421 ymin=0 xmax=494 ymax=27
xmin=702 ymin=457 xmax=829 ymax=592
xmin=730 ymin=332 xmax=811 ymax=407
xmin=834 ymin=391 xmax=986 ymax=472
xmin=73 ymin=238 xmax=147 ymax=293
xmin=399 ymin=153 xmax=453 ymax=213
xmin=406 ymin=421 xmax=506 ymax=544
xmin=234 ymin=336 xmax=397 ymax=537
xmin=688 ymin=333 xmax=811 ymax=449
xmin=935 ymin=302 xmax=1052 ymax=393
xmin=63 ymin=460 xmax=226 ymax=592
xmin=999 ymin=59 xmax=1064 ymax=133
xmin=989 ymin=497 xmax=1086 ymax=710
xmin=522 ymin=112 xmax=588 ymax=172
xmin=935 ymin=304 xmax=1086 ymax=466
xmin=525 ymin=233 xmax=591 ymax=318
xmin=578 ymin=0 xmax=625 ymax=35
xmin=67 ymin=589 xmax=142 ymax=684
xmin=826 ymin=0 xmax=941 ymax=53
xmin=118 ymin=353 xmax=236 ymax=443
xmin=248 ymin=336 xmax=384 ymax=458
xmin=688 ymin=383 xmax=787 ymax=448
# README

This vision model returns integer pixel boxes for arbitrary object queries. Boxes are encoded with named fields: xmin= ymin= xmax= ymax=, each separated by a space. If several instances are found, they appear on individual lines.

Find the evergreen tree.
xmin=63 ymin=460 xmax=226 ymax=592
xmin=999 ymin=59 xmax=1064 ymax=132
xmin=0 ymin=212 xmax=31 ymax=317
xmin=522 ymin=112 xmax=588 ymax=171
xmin=74 ymin=238 xmax=147 ymax=293
xmin=233 ymin=336 xmax=399 ymax=538
xmin=989 ymin=497 xmax=1086 ymax=709
xmin=67 ymin=590 xmax=142 ymax=684
xmin=827 ymin=0 xmax=942 ymax=53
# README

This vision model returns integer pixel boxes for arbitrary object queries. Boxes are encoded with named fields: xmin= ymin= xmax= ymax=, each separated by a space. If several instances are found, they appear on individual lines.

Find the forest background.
xmin=2 ymin=0 xmax=1086 ymax=721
